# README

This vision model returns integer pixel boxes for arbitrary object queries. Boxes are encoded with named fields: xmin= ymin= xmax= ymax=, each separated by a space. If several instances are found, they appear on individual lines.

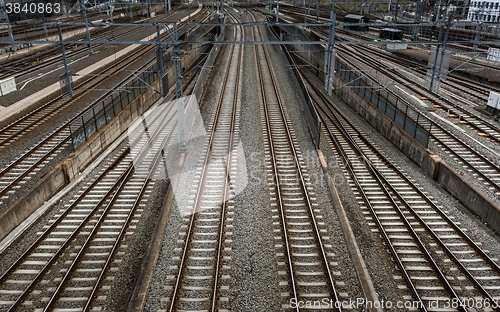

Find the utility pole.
xmin=428 ymin=14 xmax=451 ymax=93
xmin=413 ymin=0 xmax=423 ymax=40
xmin=435 ymin=15 xmax=451 ymax=86
xmin=473 ymin=22 xmax=481 ymax=52
xmin=275 ymin=1 xmax=279 ymax=22
xmin=156 ymin=23 xmax=167 ymax=97
xmin=40 ymin=1 xmax=49 ymax=41
xmin=316 ymin=0 xmax=319 ymax=21
xmin=436 ymin=0 xmax=443 ymax=20
xmin=325 ymin=12 xmax=336 ymax=96
xmin=57 ymin=21 xmax=73 ymax=98
xmin=81 ymin=1 xmax=93 ymax=54
xmin=172 ymin=22 xmax=187 ymax=152
xmin=2 ymin=2 xmax=15 ymax=52
xmin=129 ymin=1 xmax=133 ymax=21
xmin=108 ymin=0 xmax=113 ymax=22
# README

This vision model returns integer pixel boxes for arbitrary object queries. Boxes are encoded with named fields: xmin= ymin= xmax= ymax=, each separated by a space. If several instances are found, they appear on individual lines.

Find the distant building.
xmin=467 ymin=0 xmax=500 ymax=21
xmin=448 ymin=0 xmax=470 ymax=19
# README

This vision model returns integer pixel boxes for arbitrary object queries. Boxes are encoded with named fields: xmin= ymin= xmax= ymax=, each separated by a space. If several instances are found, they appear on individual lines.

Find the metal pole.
xmin=395 ymin=0 xmax=399 ymax=21
xmin=173 ymin=24 xmax=183 ymax=100
xmin=436 ymin=0 xmax=442 ymax=21
xmin=275 ymin=1 xmax=279 ymax=22
xmin=57 ymin=21 xmax=73 ymax=98
xmin=429 ymin=15 xmax=445 ymax=93
xmin=156 ymin=23 xmax=167 ymax=97
xmin=41 ymin=5 xmax=49 ymax=41
xmin=316 ymin=0 xmax=319 ymax=21
xmin=2 ymin=2 xmax=16 ymax=52
xmin=81 ymin=1 xmax=93 ymax=53
xmin=130 ymin=2 xmax=133 ymax=22
xmin=325 ymin=12 xmax=336 ymax=96
xmin=473 ymin=22 xmax=481 ymax=52
xmin=436 ymin=15 xmax=451 ymax=84
xmin=172 ymin=23 xmax=187 ymax=152
xmin=108 ymin=0 xmax=113 ymax=22
xmin=413 ymin=0 xmax=422 ymax=40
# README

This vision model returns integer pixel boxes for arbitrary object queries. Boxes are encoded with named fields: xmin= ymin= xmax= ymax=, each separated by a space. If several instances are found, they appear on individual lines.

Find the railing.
xmin=266 ymin=18 xmax=431 ymax=148
xmin=335 ymin=58 xmax=432 ymax=147
xmin=69 ymin=66 xmax=159 ymax=150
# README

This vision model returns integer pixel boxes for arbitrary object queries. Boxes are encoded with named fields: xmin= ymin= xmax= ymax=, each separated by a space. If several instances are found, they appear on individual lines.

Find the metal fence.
xmin=335 ymin=58 xmax=432 ymax=147
xmin=69 ymin=66 xmax=159 ymax=150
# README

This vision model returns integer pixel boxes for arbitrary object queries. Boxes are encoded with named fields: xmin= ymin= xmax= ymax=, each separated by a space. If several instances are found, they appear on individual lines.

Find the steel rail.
xmin=337 ymin=47 xmax=500 ymax=148
xmin=0 ymin=23 xmax=143 ymax=81
xmin=431 ymin=126 xmax=500 ymax=190
xmin=309 ymin=79 xmax=428 ymax=310
xmin=313 ymin=67 xmax=500 ymax=273
xmin=254 ymin=18 xmax=341 ymax=310
xmin=0 ymin=7 xmax=208 ymax=141
xmin=307 ymin=74 xmax=500 ymax=310
xmin=0 ymin=50 xmax=155 ymax=201
xmin=338 ymin=53 xmax=500 ymax=195
xmin=2 ymin=148 xmax=131 ymax=311
xmin=43 ymin=101 xmax=178 ymax=311
xmin=168 ymin=22 xmax=241 ymax=312
xmin=211 ymin=10 xmax=243 ymax=312
xmin=0 ymin=89 xmax=177 ymax=309
xmin=0 ymin=12 xmax=211 ymax=204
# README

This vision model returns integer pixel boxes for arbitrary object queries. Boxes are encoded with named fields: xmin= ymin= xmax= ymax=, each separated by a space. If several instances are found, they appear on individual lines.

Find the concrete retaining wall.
xmin=63 ymin=45 xmax=206 ymax=180
xmin=280 ymin=25 xmax=500 ymax=231
xmin=0 ymin=164 xmax=67 ymax=240
xmin=435 ymin=160 xmax=500 ymax=231
xmin=63 ymin=77 xmax=162 ymax=181
xmin=0 ymin=46 xmax=208 ymax=241
xmin=334 ymin=73 xmax=437 ymax=175
xmin=334 ymin=71 xmax=500 ymax=233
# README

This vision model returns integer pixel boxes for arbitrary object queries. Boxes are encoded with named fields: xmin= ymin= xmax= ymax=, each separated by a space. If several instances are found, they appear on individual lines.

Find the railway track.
xmin=0 ymin=8 xmax=209 ymax=211
xmin=281 ymin=11 xmax=497 ymax=122
xmin=0 ymin=23 xmax=137 ymax=82
xmin=0 ymin=7 xmax=187 ymax=82
xmin=361 ymin=45 xmax=491 ymax=101
xmin=304 ymin=74 xmax=500 ymax=311
xmin=0 ymin=48 xmax=156 ymax=210
xmin=431 ymin=125 xmax=500 ymax=197
xmin=278 ymin=9 xmax=498 ymax=140
xmin=336 ymin=49 xmax=500 ymax=198
xmin=0 ymin=96 xmax=178 ymax=311
xmin=252 ymin=13 xmax=345 ymax=310
xmin=338 ymin=45 xmax=500 ymax=145
xmin=158 ymin=13 xmax=242 ymax=312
